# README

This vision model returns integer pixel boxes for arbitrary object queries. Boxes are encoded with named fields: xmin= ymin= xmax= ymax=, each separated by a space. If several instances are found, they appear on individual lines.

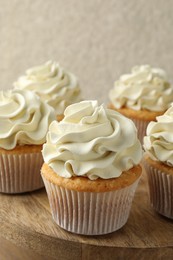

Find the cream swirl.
xmin=109 ymin=65 xmax=173 ymax=111
xmin=14 ymin=60 xmax=81 ymax=114
xmin=0 ymin=89 xmax=56 ymax=150
xmin=42 ymin=100 xmax=142 ymax=180
xmin=144 ymin=104 xmax=173 ymax=166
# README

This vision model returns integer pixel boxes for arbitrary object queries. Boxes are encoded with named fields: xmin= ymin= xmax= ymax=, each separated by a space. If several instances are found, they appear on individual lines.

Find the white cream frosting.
xmin=42 ymin=100 xmax=142 ymax=180
xmin=109 ymin=65 xmax=173 ymax=111
xmin=144 ymin=104 xmax=173 ymax=166
xmin=0 ymin=89 xmax=56 ymax=150
xmin=14 ymin=60 xmax=81 ymax=115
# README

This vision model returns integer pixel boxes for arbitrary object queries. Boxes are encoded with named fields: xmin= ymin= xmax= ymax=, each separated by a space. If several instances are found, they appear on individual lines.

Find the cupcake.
xmin=109 ymin=65 xmax=173 ymax=143
xmin=14 ymin=60 xmax=81 ymax=121
xmin=0 ymin=89 xmax=56 ymax=193
xmin=143 ymin=104 xmax=173 ymax=219
xmin=41 ymin=100 xmax=143 ymax=235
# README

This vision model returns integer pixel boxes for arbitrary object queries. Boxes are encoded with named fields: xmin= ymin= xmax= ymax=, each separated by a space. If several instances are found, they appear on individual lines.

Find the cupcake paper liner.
xmin=144 ymin=161 xmax=173 ymax=219
xmin=0 ymin=152 xmax=44 ymax=193
xmin=42 ymin=175 xmax=140 ymax=235
xmin=128 ymin=117 xmax=149 ymax=144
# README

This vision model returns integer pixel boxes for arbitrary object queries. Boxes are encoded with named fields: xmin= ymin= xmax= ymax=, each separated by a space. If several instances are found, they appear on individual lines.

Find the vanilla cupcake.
xmin=41 ymin=100 xmax=143 ymax=235
xmin=143 ymin=105 xmax=173 ymax=219
xmin=0 ymin=89 xmax=56 ymax=193
xmin=14 ymin=60 xmax=81 ymax=121
xmin=109 ymin=65 xmax=173 ymax=143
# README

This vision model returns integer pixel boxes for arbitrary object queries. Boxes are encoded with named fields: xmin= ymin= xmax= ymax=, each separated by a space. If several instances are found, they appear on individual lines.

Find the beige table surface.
xmin=1 ymin=0 xmax=173 ymax=103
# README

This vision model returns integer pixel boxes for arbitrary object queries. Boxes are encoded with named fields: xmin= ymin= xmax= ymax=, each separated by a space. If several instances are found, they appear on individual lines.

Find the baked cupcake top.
xmin=109 ymin=65 xmax=173 ymax=112
xmin=14 ymin=60 xmax=81 ymax=115
xmin=0 ymin=89 xmax=56 ymax=150
xmin=42 ymin=100 xmax=142 ymax=180
xmin=144 ymin=104 xmax=173 ymax=166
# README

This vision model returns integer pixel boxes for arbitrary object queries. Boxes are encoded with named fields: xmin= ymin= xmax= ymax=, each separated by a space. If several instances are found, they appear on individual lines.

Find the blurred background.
xmin=0 ymin=0 xmax=173 ymax=103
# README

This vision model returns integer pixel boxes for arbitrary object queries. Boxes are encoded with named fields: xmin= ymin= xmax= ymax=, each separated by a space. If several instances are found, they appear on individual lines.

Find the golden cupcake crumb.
xmin=41 ymin=163 xmax=142 ymax=192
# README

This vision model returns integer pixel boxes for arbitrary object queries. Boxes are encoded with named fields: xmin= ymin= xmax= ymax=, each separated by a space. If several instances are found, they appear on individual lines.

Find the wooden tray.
xmin=0 ymin=170 xmax=173 ymax=260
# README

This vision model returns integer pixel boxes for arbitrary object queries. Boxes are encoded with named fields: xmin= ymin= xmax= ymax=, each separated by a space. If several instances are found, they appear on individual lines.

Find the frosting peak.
xmin=144 ymin=104 xmax=173 ymax=166
xmin=109 ymin=65 xmax=173 ymax=111
xmin=42 ymin=100 xmax=142 ymax=180
xmin=0 ymin=89 xmax=56 ymax=150
xmin=14 ymin=60 xmax=81 ymax=114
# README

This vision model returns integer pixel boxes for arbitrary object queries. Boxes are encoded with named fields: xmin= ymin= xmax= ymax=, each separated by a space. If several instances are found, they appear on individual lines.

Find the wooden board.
xmin=0 ymin=169 xmax=173 ymax=260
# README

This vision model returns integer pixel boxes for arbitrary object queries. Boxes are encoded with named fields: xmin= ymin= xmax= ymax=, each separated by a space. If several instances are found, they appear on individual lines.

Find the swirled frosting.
xmin=0 ymin=89 xmax=56 ymax=150
xmin=14 ymin=60 xmax=81 ymax=115
xmin=109 ymin=65 xmax=173 ymax=111
xmin=42 ymin=100 xmax=142 ymax=180
xmin=144 ymin=105 xmax=173 ymax=166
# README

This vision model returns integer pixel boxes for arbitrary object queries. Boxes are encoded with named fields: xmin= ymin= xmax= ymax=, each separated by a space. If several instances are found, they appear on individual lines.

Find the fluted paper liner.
xmin=144 ymin=161 xmax=173 ymax=219
xmin=0 ymin=152 xmax=44 ymax=193
xmin=42 ymin=175 xmax=140 ymax=235
xmin=128 ymin=117 xmax=149 ymax=145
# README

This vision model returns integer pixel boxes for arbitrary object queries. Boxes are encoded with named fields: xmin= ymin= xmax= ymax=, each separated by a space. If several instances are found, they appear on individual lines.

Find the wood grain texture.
xmin=0 ymin=169 xmax=173 ymax=259
xmin=0 ymin=236 xmax=52 ymax=260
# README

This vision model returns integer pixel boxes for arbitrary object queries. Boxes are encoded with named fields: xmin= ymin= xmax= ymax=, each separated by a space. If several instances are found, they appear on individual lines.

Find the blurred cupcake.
xmin=0 ymin=89 xmax=56 ymax=193
xmin=109 ymin=65 xmax=173 ymax=143
xmin=143 ymin=105 xmax=173 ymax=219
xmin=41 ymin=100 xmax=143 ymax=235
xmin=14 ymin=60 xmax=81 ymax=121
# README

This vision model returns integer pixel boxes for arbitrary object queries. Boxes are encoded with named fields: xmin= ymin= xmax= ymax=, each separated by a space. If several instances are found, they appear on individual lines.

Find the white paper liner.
xmin=144 ymin=161 xmax=173 ymax=219
xmin=42 ymin=175 xmax=140 ymax=235
xmin=0 ymin=152 xmax=44 ymax=193
xmin=128 ymin=117 xmax=149 ymax=145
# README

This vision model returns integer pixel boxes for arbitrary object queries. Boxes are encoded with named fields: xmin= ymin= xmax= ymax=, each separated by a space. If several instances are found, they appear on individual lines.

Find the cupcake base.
xmin=0 ymin=145 xmax=44 ymax=194
xmin=126 ymin=117 xmax=149 ymax=144
xmin=41 ymin=163 xmax=142 ymax=235
xmin=144 ymin=154 xmax=173 ymax=219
